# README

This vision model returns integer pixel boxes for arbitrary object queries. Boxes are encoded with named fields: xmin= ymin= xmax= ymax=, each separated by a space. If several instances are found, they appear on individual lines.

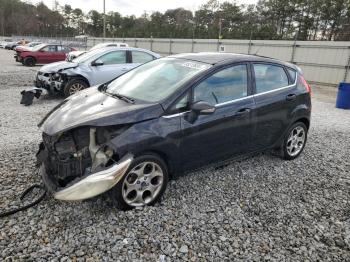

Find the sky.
xmin=29 ymin=0 xmax=258 ymax=17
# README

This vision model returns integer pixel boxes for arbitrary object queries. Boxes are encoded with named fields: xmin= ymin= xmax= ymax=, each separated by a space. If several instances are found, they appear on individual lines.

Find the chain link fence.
xmin=10 ymin=35 xmax=87 ymax=50
xmin=3 ymin=35 xmax=349 ymax=87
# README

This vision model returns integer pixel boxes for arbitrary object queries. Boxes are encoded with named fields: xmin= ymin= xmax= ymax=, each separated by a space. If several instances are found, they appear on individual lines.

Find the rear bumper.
xmin=40 ymin=154 xmax=133 ymax=201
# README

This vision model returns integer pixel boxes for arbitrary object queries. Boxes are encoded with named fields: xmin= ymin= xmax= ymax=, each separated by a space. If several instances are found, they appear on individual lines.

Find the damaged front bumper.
xmin=40 ymin=154 xmax=133 ymax=201
xmin=34 ymin=72 xmax=65 ymax=93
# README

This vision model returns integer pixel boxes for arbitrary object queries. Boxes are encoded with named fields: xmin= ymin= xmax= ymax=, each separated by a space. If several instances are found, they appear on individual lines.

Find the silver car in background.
xmin=35 ymin=47 xmax=161 ymax=97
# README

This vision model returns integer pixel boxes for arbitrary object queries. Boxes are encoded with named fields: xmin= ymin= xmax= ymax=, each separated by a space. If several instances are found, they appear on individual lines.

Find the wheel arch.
xmin=67 ymin=74 xmax=90 ymax=86
xmin=293 ymin=117 xmax=310 ymax=130
xmin=134 ymin=150 xmax=174 ymax=178
xmin=24 ymin=55 xmax=36 ymax=63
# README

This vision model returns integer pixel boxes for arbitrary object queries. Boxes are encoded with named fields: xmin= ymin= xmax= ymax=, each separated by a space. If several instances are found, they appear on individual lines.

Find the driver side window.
xmin=41 ymin=45 xmax=56 ymax=52
xmin=99 ymin=51 xmax=126 ymax=65
xmin=193 ymin=64 xmax=248 ymax=106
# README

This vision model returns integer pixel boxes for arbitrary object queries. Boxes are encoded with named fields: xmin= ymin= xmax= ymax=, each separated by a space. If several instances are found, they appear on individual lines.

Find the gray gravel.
xmin=0 ymin=48 xmax=349 ymax=261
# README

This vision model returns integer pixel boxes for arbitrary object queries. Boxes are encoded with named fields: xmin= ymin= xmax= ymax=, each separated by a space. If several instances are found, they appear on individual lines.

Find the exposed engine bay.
xmin=37 ymin=126 xmax=129 ymax=193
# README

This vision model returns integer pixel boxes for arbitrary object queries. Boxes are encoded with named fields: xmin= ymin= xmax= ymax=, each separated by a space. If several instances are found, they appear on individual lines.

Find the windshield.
xmin=106 ymin=58 xmax=211 ymax=102
xmin=72 ymin=48 xmax=106 ymax=63
xmin=32 ymin=44 xmax=46 ymax=51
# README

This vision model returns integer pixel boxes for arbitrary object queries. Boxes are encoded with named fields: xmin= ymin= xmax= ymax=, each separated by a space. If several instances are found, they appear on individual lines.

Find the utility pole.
xmin=218 ymin=19 xmax=222 ymax=39
xmin=103 ymin=0 xmax=106 ymax=38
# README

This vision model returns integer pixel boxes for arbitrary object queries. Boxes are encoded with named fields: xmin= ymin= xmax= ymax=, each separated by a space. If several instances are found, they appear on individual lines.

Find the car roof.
xmin=169 ymin=52 xmax=296 ymax=69
xmin=95 ymin=46 xmax=161 ymax=57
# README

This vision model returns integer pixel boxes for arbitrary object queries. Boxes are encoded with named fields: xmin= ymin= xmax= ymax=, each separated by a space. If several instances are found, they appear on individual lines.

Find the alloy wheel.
xmin=286 ymin=126 xmax=306 ymax=157
xmin=122 ymin=162 xmax=164 ymax=207
xmin=69 ymin=83 xmax=85 ymax=95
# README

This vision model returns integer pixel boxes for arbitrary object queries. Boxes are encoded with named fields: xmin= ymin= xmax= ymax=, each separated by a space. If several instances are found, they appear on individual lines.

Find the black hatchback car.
xmin=36 ymin=53 xmax=311 ymax=210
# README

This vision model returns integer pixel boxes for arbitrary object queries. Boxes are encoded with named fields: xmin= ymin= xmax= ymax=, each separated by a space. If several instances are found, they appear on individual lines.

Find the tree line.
xmin=0 ymin=0 xmax=350 ymax=40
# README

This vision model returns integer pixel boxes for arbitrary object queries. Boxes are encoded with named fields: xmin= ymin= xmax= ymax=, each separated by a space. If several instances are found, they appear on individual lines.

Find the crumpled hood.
xmin=15 ymin=46 xmax=32 ymax=52
xmin=39 ymin=86 xmax=164 ymax=136
xmin=39 ymin=61 xmax=79 ymax=73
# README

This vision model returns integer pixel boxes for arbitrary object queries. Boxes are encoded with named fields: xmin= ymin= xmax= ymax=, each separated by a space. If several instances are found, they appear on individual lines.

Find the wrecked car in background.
xmin=14 ymin=42 xmax=42 ymax=52
xmin=15 ymin=43 xmax=76 ymax=66
xmin=36 ymin=53 xmax=311 ymax=210
xmin=35 ymin=47 xmax=160 ymax=97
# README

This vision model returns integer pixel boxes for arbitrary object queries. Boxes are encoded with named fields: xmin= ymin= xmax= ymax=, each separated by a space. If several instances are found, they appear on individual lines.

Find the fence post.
xmin=134 ymin=38 xmax=138 ymax=47
xmin=248 ymin=39 xmax=252 ymax=54
xmin=343 ymin=47 xmax=350 ymax=82
xmin=291 ymin=34 xmax=298 ymax=63
xmin=191 ymin=38 xmax=195 ymax=53
xmin=169 ymin=38 xmax=172 ymax=55
xmin=150 ymin=38 xmax=153 ymax=51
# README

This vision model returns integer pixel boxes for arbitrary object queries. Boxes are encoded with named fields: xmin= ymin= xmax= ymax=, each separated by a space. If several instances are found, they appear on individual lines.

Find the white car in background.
xmin=0 ymin=39 xmax=13 ymax=48
xmin=35 ymin=47 xmax=161 ymax=97
xmin=90 ymin=42 xmax=129 ymax=50
xmin=65 ymin=42 xmax=129 ymax=61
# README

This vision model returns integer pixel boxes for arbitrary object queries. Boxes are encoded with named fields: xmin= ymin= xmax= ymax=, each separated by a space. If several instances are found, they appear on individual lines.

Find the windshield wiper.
xmin=110 ymin=93 xmax=135 ymax=104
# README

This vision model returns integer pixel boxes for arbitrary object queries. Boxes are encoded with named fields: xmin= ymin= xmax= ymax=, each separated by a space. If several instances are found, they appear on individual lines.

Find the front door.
xmin=37 ymin=45 xmax=57 ymax=64
xmin=180 ymin=63 xmax=256 ymax=170
xmin=90 ymin=50 xmax=128 ymax=85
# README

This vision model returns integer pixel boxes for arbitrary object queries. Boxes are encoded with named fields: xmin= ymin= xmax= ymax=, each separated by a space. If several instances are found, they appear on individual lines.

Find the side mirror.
xmin=191 ymin=101 xmax=216 ymax=114
xmin=185 ymin=101 xmax=216 ymax=123
xmin=92 ymin=59 xmax=104 ymax=66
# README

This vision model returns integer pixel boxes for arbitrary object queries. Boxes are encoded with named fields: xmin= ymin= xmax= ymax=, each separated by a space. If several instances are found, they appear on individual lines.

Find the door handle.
xmin=235 ymin=108 xmax=251 ymax=116
xmin=121 ymin=68 xmax=128 ymax=71
xmin=286 ymin=94 xmax=296 ymax=101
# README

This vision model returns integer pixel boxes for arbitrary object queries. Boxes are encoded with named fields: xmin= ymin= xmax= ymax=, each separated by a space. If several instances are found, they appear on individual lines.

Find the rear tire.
xmin=280 ymin=122 xmax=308 ymax=160
xmin=110 ymin=154 xmax=169 ymax=211
xmin=63 ymin=78 xmax=89 ymax=97
xmin=23 ymin=57 xmax=36 ymax=67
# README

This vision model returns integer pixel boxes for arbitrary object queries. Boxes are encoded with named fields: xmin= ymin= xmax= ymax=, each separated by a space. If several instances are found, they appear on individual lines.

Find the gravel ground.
xmin=0 ymin=48 xmax=349 ymax=261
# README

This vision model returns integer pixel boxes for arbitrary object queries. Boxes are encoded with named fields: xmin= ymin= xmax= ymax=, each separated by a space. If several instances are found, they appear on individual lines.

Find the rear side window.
xmin=253 ymin=64 xmax=289 ymax=94
xmin=132 ymin=51 xmax=154 ymax=64
xmin=287 ymin=68 xmax=297 ymax=83
xmin=99 ymin=51 xmax=126 ymax=65
xmin=194 ymin=64 xmax=248 ymax=106
xmin=57 ymin=46 xmax=70 ymax=53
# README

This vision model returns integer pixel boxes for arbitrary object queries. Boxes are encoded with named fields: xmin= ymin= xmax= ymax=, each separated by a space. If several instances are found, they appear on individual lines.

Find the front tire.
xmin=281 ymin=122 xmax=308 ymax=160
xmin=63 ymin=78 xmax=88 ymax=97
xmin=110 ymin=154 xmax=169 ymax=211
xmin=23 ymin=57 xmax=36 ymax=67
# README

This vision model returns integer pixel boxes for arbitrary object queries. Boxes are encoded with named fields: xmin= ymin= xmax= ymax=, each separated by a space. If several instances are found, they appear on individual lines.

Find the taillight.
xmin=298 ymin=74 xmax=311 ymax=94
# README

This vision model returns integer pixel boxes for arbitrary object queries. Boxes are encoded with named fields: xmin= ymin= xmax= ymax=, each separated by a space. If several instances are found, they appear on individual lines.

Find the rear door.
xmin=251 ymin=63 xmax=298 ymax=150
xmin=90 ymin=50 xmax=127 ymax=85
xmin=56 ymin=45 xmax=70 ymax=61
xmin=179 ymin=63 xmax=256 ymax=170
xmin=130 ymin=50 xmax=155 ymax=68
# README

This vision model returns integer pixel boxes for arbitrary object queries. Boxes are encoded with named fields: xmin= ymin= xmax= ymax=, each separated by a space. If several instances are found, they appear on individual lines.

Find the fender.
xmin=60 ymin=65 xmax=91 ymax=86
xmin=272 ymin=104 xmax=311 ymax=148
xmin=109 ymin=117 xmax=182 ymax=175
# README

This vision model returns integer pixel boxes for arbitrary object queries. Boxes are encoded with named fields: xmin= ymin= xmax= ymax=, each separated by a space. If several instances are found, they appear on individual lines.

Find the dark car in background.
xmin=15 ymin=43 xmax=76 ymax=66
xmin=5 ymin=41 xmax=24 ymax=50
xmin=36 ymin=53 xmax=311 ymax=210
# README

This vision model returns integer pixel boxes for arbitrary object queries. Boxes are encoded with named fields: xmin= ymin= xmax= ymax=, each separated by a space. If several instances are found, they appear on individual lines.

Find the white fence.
xmin=88 ymin=37 xmax=350 ymax=86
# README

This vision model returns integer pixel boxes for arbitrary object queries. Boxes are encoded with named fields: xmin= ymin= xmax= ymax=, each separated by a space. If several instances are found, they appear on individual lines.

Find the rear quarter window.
xmin=287 ymin=68 xmax=297 ymax=83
